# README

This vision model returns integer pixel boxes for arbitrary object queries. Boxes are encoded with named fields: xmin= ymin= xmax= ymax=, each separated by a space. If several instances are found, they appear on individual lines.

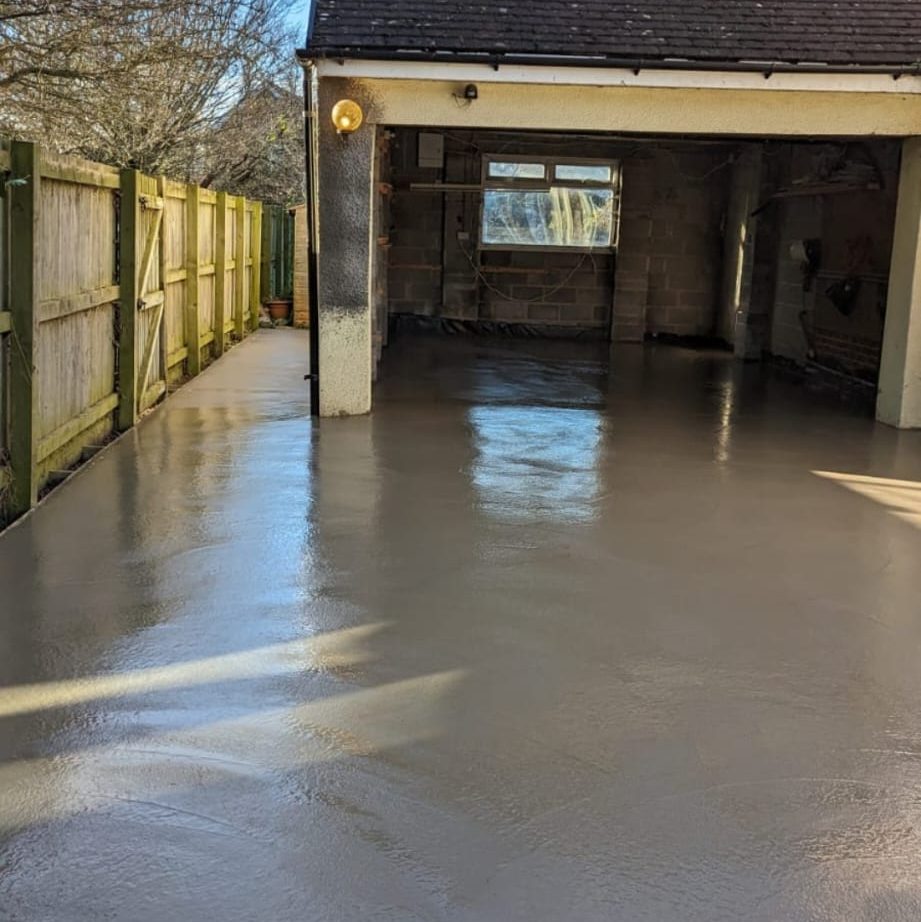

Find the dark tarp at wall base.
xmin=389 ymin=313 xmax=610 ymax=341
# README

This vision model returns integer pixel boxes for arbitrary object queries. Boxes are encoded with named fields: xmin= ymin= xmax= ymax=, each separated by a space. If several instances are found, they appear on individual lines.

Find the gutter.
xmin=297 ymin=47 xmax=921 ymax=80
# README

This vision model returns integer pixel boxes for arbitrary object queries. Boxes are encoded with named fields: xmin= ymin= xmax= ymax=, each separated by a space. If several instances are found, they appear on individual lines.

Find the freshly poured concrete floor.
xmin=3 ymin=330 xmax=921 ymax=921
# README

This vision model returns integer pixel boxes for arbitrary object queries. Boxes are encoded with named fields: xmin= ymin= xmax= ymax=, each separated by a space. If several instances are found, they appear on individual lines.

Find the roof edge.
xmin=296 ymin=46 xmax=921 ymax=78
xmin=305 ymin=0 xmax=319 ymax=47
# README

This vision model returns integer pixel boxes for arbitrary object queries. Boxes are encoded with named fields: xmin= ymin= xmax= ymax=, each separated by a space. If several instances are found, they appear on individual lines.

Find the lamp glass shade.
xmin=332 ymin=99 xmax=364 ymax=134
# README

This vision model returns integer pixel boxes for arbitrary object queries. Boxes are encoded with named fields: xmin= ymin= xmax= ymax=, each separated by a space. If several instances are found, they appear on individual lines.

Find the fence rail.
xmin=0 ymin=139 xmax=290 ymax=526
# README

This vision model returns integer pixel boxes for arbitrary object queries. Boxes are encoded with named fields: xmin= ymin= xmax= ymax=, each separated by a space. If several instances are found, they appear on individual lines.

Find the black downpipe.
xmin=303 ymin=65 xmax=321 ymax=416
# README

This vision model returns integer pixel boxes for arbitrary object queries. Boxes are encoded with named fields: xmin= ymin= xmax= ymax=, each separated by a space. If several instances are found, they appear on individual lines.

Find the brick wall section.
xmin=291 ymin=205 xmax=309 ymax=328
xmin=387 ymin=129 xmax=730 ymax=338
xmin=812 ymin=329 xmax=883 ymax=380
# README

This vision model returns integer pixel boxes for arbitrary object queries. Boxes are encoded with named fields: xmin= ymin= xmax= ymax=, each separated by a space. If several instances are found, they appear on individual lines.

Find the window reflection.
xmin=469 ymin=405 xmax=603 ymax=523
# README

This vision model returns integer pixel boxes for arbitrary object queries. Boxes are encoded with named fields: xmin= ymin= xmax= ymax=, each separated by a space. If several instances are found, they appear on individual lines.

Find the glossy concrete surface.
xmin=3 ymin=330 xmax=921 ymax=921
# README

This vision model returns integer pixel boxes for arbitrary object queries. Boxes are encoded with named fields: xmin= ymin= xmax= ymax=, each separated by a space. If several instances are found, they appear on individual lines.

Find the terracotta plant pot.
xmin=266 ymin=298 xmax=292 ymax=323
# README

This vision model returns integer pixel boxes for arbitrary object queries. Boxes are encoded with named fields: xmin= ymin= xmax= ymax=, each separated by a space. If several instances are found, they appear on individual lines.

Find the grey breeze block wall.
xmin=385 ymin=129 xmax=730 ymax=340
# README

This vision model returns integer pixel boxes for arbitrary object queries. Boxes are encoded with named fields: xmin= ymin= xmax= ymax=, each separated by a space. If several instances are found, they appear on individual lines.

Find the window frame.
xmin=479 ymin=154 xmax=622 ymax=253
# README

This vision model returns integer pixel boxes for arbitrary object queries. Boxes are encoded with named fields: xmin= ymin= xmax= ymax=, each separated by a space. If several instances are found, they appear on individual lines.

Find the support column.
xmin=717 ymin=145 xmax=764 ymax=358
xmin=610 ymin=156 xmax=654 ymax=342
xmin=316 ymin=78 xmax=375 ymax=417
xmin=878 ymin=137 xmax=921 ymax=429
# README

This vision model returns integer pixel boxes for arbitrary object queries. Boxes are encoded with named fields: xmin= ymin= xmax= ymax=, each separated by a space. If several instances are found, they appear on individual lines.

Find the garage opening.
xmin=370 ymin=127 xmax=900 ymax=405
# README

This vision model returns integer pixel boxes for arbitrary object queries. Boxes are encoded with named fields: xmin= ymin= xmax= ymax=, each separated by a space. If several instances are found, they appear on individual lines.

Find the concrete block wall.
xmin=441 ymin=152 xmax=483 ymax=322
xmin=387 ymin=185 xmax=443 ymax=315
xmin=478 ymin=249 xmax=615 ymax=328
xmin=642 ymin=149 xmax=729 ymax=339
xmin=386 ymin=129 xmax=729 ymax=339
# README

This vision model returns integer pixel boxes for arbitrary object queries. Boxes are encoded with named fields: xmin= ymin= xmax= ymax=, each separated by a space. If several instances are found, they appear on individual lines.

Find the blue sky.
xmin=285 ymin=0 xmax=312 ymax=39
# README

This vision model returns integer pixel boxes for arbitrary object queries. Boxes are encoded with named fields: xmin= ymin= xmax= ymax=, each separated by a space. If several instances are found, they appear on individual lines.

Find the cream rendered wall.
xmin=347 ymin=77 xmax=921 ymax=137
xmin=878 ymin=138 xmax=921 ymax=429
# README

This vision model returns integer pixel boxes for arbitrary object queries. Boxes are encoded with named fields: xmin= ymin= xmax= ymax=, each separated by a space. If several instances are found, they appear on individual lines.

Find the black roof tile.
xmin=308 ymin=1 xmax=921 ymax=68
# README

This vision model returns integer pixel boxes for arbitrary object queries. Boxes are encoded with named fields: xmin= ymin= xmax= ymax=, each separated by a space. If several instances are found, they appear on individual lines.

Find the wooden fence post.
xmin=251 ymin=201 xmax=263 ymax=331
xmin=214 ymin=191 xmax=228 ymax=357
xmin=157 ymin=176 xmax=169 ymax=392
xmin=185 ymin=183 xmax=202 ymax=376
xmin=8 ymin=141 xmax=41 ymax=514
xmin=234 ymin=196 xmax=246 ymax=339
xmin=118 ymin=169 xmax=140 ymax=431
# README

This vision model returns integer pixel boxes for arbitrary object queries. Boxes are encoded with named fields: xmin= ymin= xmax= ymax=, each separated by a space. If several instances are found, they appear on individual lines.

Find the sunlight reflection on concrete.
xmin=715 ymin=379 xmax=736 ymax=465
xmin=814 ymin=471 xmax=921 ymax=529
xmin=0 ymin=623 xmax=389 ymax=718
xmin=469 ymin=405 xmax=603 ymax=522
xmin=0 ymin=668 xmax=467 ymax=833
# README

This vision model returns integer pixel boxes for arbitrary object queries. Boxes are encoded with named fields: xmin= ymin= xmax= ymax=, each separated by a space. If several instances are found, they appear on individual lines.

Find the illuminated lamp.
xmin=331 ymin=99 xmax=364 ymax=135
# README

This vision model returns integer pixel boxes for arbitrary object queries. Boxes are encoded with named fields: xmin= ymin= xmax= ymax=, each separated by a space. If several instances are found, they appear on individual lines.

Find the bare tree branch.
xmin=0 ymin=0 xmax=306 ymax=203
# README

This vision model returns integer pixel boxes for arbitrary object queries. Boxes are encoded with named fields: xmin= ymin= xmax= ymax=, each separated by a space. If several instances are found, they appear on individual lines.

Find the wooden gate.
xmin=119 ymin=174 xmax=263 ymax=425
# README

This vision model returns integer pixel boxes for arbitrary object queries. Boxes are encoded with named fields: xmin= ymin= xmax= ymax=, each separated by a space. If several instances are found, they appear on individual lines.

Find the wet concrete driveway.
xmin=3 ymin=329 xmax=921 ymax=920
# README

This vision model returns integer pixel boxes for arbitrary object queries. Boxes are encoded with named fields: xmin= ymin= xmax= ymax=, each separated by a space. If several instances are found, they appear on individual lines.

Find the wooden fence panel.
xmin=261 ymin=205 xmax=277 ymax=304
xmin=225 ymin=196 xmax=239 ymax=342
xmin=244 ymin=205 xmax=254 ymax=327
xmin=197 ymin=194 xmax=217 ymax=356
xmin=234 ymin=196 xmax=247 ymax=338
xmin=258 ymin=204 xmax=296 ymax=305
xmin=0 ymin=139 xmax=268 ymax=526
xmin=162 ymin=183 xmax=188 ymax=376
xmin=136 ymin=173 xmax=166 ymax=413
xmin=36 ymin=152 xmax=119 ymax=477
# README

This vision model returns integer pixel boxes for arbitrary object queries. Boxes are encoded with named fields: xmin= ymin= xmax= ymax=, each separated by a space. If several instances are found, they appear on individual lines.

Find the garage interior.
xmin=369 ymin=127 xmax=900 ymax=405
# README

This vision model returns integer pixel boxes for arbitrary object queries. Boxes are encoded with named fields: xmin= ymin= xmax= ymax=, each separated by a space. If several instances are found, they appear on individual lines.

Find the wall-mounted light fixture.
xmin=452 ymin=84 xmax=479 ymax=108
xmin=331 ymin=99 xmax=364 ymax=135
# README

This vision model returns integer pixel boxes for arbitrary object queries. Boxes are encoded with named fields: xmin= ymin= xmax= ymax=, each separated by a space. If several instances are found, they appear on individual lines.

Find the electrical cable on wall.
xmin=458 ymin=241 xmax=597 ymax=303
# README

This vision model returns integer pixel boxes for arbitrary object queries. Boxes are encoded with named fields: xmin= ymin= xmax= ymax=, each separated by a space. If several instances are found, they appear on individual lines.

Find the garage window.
xmin=481 ymin=156 xmax=620 ymax=251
